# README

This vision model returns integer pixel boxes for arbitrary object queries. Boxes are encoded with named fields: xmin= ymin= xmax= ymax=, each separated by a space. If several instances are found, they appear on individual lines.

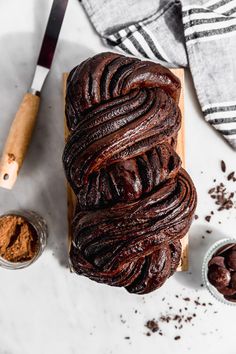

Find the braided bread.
xmin=63 ymin=52 xmax=197 ymax=294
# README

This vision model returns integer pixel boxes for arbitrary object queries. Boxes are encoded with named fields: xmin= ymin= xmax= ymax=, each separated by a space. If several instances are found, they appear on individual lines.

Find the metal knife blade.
xmin=31 ymin=0 xmax=69 ymax=93
xmin=0 ymin=0 xmax=69 ymax=189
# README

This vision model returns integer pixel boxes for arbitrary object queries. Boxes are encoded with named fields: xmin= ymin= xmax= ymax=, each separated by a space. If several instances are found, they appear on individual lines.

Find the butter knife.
xmin=0 ymin=0 xmax=68 ymax=189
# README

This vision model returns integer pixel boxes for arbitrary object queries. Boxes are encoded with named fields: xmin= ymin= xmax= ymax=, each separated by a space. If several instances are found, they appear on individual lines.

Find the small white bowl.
xmin=202 ymin=238 xmax=236 ymax=306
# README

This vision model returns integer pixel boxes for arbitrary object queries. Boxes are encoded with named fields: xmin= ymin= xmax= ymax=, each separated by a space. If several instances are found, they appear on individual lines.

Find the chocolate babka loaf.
xmin=63 ymin=52 xmax=197 ymax=294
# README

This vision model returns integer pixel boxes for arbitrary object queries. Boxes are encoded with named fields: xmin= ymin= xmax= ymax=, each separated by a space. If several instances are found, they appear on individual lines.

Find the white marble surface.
xmin=0 ymin=1 xmax=236 ymax=353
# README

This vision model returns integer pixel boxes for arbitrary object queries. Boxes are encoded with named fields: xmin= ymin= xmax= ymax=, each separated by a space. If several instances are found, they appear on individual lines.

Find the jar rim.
xmin=0 ymin=210 xmax=47 ymax=270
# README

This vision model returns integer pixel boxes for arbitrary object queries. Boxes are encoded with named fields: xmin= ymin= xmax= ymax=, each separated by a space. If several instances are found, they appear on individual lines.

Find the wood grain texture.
xmin=0 ymin=93 xmax=40 ymax=189
xmin=63 ymin=73 xmax=76 ymax=246
xmin=170 ymin=69 xmax=188 ymax=271
xmin=63 ymin=68 xmax=188 ymax=271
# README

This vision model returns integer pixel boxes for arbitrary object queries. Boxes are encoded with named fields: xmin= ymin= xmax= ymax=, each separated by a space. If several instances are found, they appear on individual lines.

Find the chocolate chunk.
xmin=215 ymin=243 xmax=235 ymax=257
xmin=208 ymin=265 xmax=231 ymax=288
xmin=207 ymin=242 xmax=236 ymax=302
xmin=226 ymin=250 xmax=236 ymax=270
xmin=205 ymin=216 xmax=211 ymax=222
xmin=230 ymin=273 xmax=236 ymax=289
xmin=221 ymin=160 xmax=226 ymax=173
xmin=208 ymin=256 xmax=225 ymax=268
xmin=224 ymin=295 xmax=236 ymax=302
xmin=218 ymin=286 xmax=236 ymax=296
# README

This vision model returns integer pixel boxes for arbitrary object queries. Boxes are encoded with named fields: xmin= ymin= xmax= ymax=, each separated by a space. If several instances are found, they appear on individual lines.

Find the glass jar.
xmin=202 ymin=238 xmax=236 ymax=306
xmin=0 ymin=210 xmax=47 ymax=270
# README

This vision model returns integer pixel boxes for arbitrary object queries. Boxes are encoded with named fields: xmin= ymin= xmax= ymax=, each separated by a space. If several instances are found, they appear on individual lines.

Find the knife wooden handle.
xmin=0 ymin=92 xmax=40 ymax=189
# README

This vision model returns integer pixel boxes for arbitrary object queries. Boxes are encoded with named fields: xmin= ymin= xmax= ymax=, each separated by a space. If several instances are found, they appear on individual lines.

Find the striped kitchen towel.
xmin=81 ymin=0 xmax=236 ymax=149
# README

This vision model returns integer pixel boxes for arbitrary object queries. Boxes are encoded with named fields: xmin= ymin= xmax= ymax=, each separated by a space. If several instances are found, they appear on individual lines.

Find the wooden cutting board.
xmin=63 ymin=68 xmax=188 ymax=271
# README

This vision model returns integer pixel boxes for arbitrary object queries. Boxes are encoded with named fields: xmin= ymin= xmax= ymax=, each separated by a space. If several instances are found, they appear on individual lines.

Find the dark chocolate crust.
xmin=63 ymin=52 xmax=197 ymax=294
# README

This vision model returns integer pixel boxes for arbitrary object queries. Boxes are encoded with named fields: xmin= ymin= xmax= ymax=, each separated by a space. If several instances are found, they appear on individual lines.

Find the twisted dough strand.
xmin=63 ymin=52 xmax=197 ymax=294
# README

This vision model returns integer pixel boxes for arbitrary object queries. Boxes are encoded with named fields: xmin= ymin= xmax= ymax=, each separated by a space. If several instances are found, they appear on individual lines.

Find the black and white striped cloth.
xmin=82 ymin=0 xmax=236 ymax=149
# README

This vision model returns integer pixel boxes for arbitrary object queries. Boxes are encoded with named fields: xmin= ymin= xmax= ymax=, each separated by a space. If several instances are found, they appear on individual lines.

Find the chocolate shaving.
xmin=208 ymin=188 xmax=215 ymax=194
xmin=183 ymin=297 xmax=190 ymax=301
xmin=144 ymin=295 xmax=218 ymax=339
xmin=145 ymin=320 xmax=159 ymax=333
xmin=208 ymin=181 xmax=235 ymax=211
xmin=227 ymin=172 xmax=235 ymax=181
xmin=221 ymin=160 xmax=226 ymax=173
